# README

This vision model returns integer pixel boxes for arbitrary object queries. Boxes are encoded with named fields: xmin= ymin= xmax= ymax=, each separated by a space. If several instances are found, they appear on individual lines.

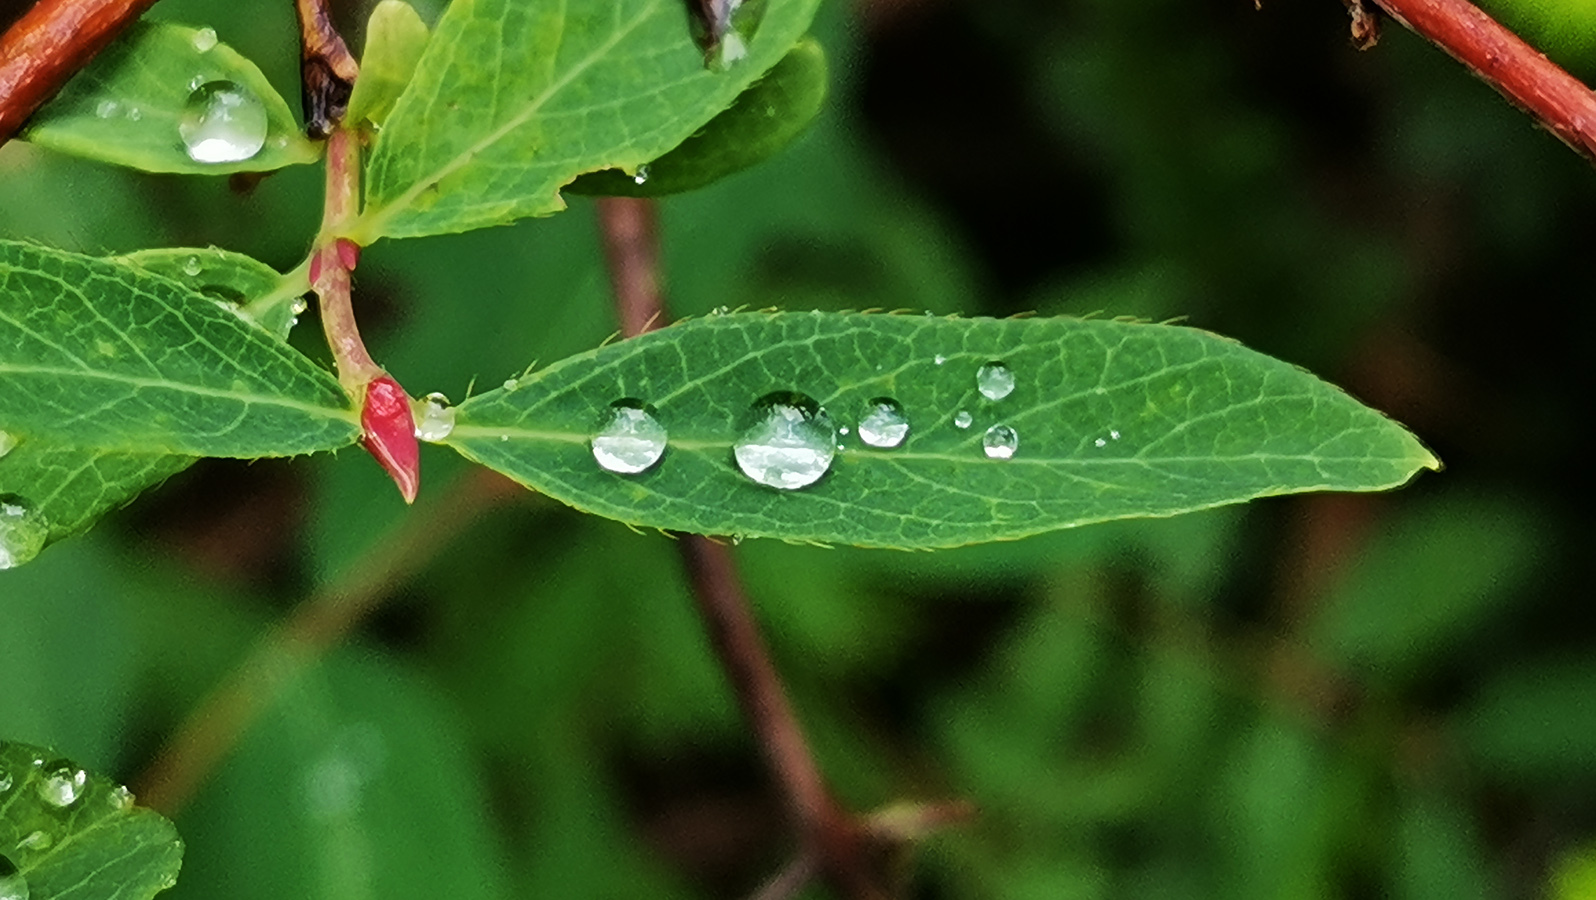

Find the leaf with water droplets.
xmin=566 ymin=38 xmax=827 ymax=198
xmin=0 ymin=240 xmax=360 ymax=460
xmin=356 ymin=0 xmax=822 ymax=240
xmin=444 ymin=312 xmax=1438 ymax=549
xmin=0 ymin=740 xmax=183 ymax=900
xmin=19 ymin=22 xmax=317 ymax=174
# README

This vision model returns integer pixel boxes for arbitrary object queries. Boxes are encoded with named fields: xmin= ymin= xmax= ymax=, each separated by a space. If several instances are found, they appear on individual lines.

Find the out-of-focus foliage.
xmin=2 ymin=0 xmax=1593 ymax=899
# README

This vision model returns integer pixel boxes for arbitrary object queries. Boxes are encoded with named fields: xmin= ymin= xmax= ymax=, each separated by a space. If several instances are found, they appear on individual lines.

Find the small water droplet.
xmin=975 ymin=361 xmax=1016 ymax=401
xmin=15 ymin=832 xmax=49 ymax=852
xmin=502 ymin=378 xmax=518 ymax=391
xmin=188 ymin=75 xmax=205 ymax=92
xmin=192 ymin=26 xmax=218 ymax=52
xmin=0 ymin=431 xmax=16 ymax=460
xmin=36 ymin=761 xmax=86 ymax=807
xmin=0 ymin=496 xmax=48 ymax=570
xmin=94 ymin=99 xmax=119 ymax=119
xmin=838 ymin=425 xmax=849 ymax=435
xmin=733 ymin=393 xmax=836 ymax=490
xmin=1094 ymin=437 xmax=1106 ymax=448
xmin=708 ymin=305 xmax=731 ymax=316
xmin=291 ymin=295 xmax=309 ymax=315
xmin=181 ymin=255 xmax=202 ymax=277
xmin=591 ymin=400 xmax=667 ymax=474
xmin=0 ymin=772 xmax=12 ymax=793
xmin=500 ymin=434 xmax=509 ymax=442
xmin=0 ymin=853 xmax=27 ymax=900
xmin=1110 ymin=429 xmax=1121 ymax=440
xmin=107 ymin=785 xmax=134 ymax=811
xmin=125 ymin=107 xmax=141 ymax=121
xmin=412 ymin=392 xmax=456 ymax=442
xmin=632 ymin=164 xmax=651 ymax=185
xmin=953 ymin=410 xmax=973 ymax=429
xmin=934 ymin=354 xmax=947 ymax=365
xmin=180 ymin=81 xmax=268 ymax=164
xmin=858 ymin=398 xmax=910 ymax=448
xmin=983 ymin=424 xmax=1018 ymax=459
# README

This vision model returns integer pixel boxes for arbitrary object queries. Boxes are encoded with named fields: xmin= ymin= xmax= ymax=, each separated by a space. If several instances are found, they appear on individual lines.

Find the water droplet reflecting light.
xmin=180 ymin=81 xmax=268 ymax=164
xmin=632 ymin=164 xmax=650 ymax=185
xmin=0 ymin=497 xmax=47 ymax=570
xmin=857 ymin=398 xmax=910 ymax=449
xmin=953 ymin=411 xmax=973 ymax=429
xmin=983 ymin=424 xmax=1018 ymax=459
xmin=734 ymin=394 xmax=836 ymax=490
xmin=192 ymin=27 xmax=218 ymax=52
xmin=412 ymin=392 xmax=455 ymax=442
xmin=591 ymin=401 xmax=668 ymax=474
xmin=976 ymin=361 xmax=1015 ymax=401
xmin=36 ymin=761 xmax=86 ymax=807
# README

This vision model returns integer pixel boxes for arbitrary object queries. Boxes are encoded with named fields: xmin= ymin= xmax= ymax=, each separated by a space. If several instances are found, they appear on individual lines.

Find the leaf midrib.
xmin=0 ymin=362 xmax=356 ymax=423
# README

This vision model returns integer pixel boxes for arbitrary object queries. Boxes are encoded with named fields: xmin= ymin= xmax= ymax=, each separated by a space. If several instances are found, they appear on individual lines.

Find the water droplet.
xmin=291 ymin=295 xmax=309 ymax=315
xmin=858 ymin=398 xmax=910 ymax=449
xmin=94 ymin=99 xmax=119 ymax=119
xmin=0 ymin=772 xmax=12 ymax=793
xmin=983 ymin=424 xmax=1018 ymax=459
xmin=953 ymin=410 xmax=973 ymax=429
xmin=502 ymin=378 xmax=518 ymax=391
xmin=0 ymin=431 xmax=15 ymax=460
xmin=412 ymin=392 xmax=456 ymax=442
xmin=1110 ymin=429 xmax=1121 ymax=440
xmin=976 ymin=361 xmax=1015 ymax=401
xmin=179 ymin=81 xmax=268 ymax=164
xmin=838 ymin=425 xmax=849 ymax=435
xmin=181 ymin=255 xmax=202 ymax=277
xmin=0 ymin=853 xmax=27 ymax=900
xmin=0 ymin=496 xmax=48 ymax=570
xmin=15 ymin=833 xmax=48 ymax=852
xmin=733 ymin=393 xmax=836 ymax=490
xmin=590 ymin=400 xmax=668 ymax=474
xmin=708 ymin=305 xmax=731 ymax=316
xmin=192 ymin=27 xmax=218 ymax=52
xmin=107 ymin=785 xmax=134 ymax=811
xmin=125 ymin=107 xmax=141 ymax=121
xmin=934 ymin=354 xmax=947 ymax=366
xmin=1094 ymin=437 xmax=1106 ymax=448
xmin=632 ymin=164 xmax=651 ymax=185
xmin=36 ymin=761 xmax=86 ymax=807
xmin=188 ymin=75 xmax=205 ymax=92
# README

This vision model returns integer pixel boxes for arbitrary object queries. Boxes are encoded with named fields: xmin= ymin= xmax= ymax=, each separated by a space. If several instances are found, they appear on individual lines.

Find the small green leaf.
xmin=0 ymin=241 xmax=359 ymax=459
xmin=444 ymin=312 xmax=1437 ymax=548
xmin=567 ymin=37 xmax=828 ymax=197
xmin=358 ymin=0 xmax=823 ymax=240
xmin=0 ymin=739 xmax=184 ymax=900
xmin=0 ymin=439 xmax=192 ymax=550
xmin=20 ymin=22 xmax=318 ymax=174
xmin=112 ymin=247 xmax=302 ymax=338
xmin=346 ymin=0 xmax=433 ymax=128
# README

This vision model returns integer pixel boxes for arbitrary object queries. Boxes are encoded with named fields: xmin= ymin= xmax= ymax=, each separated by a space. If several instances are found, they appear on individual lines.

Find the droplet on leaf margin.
xmin=36 ymin=760 xmax=86 ymax=807
xmin=179 ymin=81 xmax=268 ymax=164
xmin=191 ymin=26 xmax=218 ymax=52
xmin=0 ymin=495 xmax=48 ymax=570
xmin=733 ymin=392 xmax=836 ymax=490
xmin=591 ymin=400 xmax=668 ymax=475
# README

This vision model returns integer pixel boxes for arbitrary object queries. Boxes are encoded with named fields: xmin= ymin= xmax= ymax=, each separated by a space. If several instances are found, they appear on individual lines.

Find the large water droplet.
xmin=976 ymin=361 xmax=1015 ymax=401
xmin=36 ymin=761 xmax=86 ymax=807
xmin=179 ymin=81 xmax=268 ymax=164
xmin=983 ymin=424 xmax=1018 ymax=459
xmin=192 ymin=27 xmax=218 ymax=52
xmin=857 ymin=398 xmax=910 ymax=449
xmin=0 ymin=854 xmax=28 ymax=900
xmin=412 ymin=392 xmax=456 ymax=442
xmin=591 ymin=400 xmax=668 ymax=474
xmin=0 ymin=431 xmax=16 ymax=460
xmin=0 ymin=497 xmax=48 ymax=571
xmin=733 ymin=393 xmax=836 ymax=490
xmin=953 ymin=410 xmax=973 ymax=429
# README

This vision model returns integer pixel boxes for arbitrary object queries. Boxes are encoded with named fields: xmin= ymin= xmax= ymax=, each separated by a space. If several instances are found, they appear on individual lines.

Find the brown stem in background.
xmin=293 ymin=0 xmax=358 ymax=138
xmin=0 ymin=0 xmax=159 ymax=145
xmin=1368 ymin=0 xmax=1596 ymax=162
xmin=596 ymin=197 xmax=892 ymax=900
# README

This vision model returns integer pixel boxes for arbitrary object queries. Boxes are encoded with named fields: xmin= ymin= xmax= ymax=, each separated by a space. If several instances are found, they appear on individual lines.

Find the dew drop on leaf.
xmin=36 ymin=760 xmax=86 ymax=807
xmin=983 ymin=424 xmax=1018 ymax=460
xmin=0 ymin=854 xmax=27 ymax=900
xmin=591 ymin=400 xmax=668 ymax=474
xmin=94 ymin=99 xmax=119 ymax=119
xmin=0 ymin=496 xmax=47 ymax=570
xmin=181 ymin=255 xmax=202 ymax=277
xmin=733 ymin=392 xmax=836 ymax=490
xmin=15 ymin=833 xmax=48 ymax=852
xmin=632 ymin=164 xmax=651 ymax=185
xmin=858 ymin=398 xmax=910 ymax=448
xmin=0 ymin=431 xmax=16 ymax=460
xmin=976 ymin=361 xmax=1016 ymax=401
xmin=107 ymin=784 xmax=134 ymax=811
xmin=192 ymin=26 xmax=218 ymax=52
xmin=179 ymin=81 xmax=268 ymax=164
xmin=412 ymin=392 xmax=456 ymax=442
xmin=953 ymin=410 xmax=973 ymax=429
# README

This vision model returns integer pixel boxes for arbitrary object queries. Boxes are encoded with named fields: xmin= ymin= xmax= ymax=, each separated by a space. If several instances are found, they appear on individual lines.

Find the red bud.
xmin=336 ymin=238 xmax=361 ymax=271
xmin=361 ymin=374 xmax=420 ymax=504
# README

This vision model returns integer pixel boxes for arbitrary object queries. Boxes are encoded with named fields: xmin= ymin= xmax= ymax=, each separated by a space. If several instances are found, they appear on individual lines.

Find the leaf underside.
xmin=359 ymin=0 xmax=823 ymax=240
xmin=20 ymin=22 xmax=317 ymax=174
xmin=0 ymin=739 xmax=184 ymax=900
xmin=446 ymin=312 xmax=1439 ymax=549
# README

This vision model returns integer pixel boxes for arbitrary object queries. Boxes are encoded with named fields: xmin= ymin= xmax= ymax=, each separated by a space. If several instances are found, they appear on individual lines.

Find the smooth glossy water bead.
xmin=192 ymin=27 xmax=218 ymax=52
xmin=0 ymin=497 xmax=47 ymax=571
xmin=734 ymin=394 xmax=837 ymax=490
xmin=0 ymin=771 xmax=12 ymax=792
xmin=982 ymin=424 xmax=1018 ymax=459
xmin=182 ymin=255 xmax=202 ymax=277
xmin=0 ymin=854 xmax=27 ymax=900
xmin=108 ymin=784 xmax=134 ymax=811
xmin=632 ymin=164 xmax=651 ymax=185
xmin=36 ymin=761 xmax=86 ymax=807
xmin=858 ymin=398 xmax=910 ymax=449
xmin=179 ymin=81 xmax=268 ymax=164
xmin=953 ymin=410 xmax=973 ymax=429
xmin=976 ymin=361 xmax=1016 ymax=401
xmin=591 ymin=401 xmax=668 ymax=475
xmin=412 ymin=392 xmax=456 ymax=442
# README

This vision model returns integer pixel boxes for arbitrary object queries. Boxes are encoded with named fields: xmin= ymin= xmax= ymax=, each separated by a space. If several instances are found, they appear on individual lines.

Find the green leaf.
xmin=0 ymin=439 xmax=192 ymax=549
xmin=0 ymin=739 xmax=184 ymax=900
xmin=444 ymin=312 xmax=1438 ymax=548
xmin=112 ymin=247 xmax=302 ymax=338
xmin=0 ymin=241 xmax=359 ymax=459
xmin=20 ymin=22 xmax=318 ymax=174
xmin=358 ymin=0 xmax=823 ymax=240
xmin=566 ymin=37 xmax=828 ymax=197
xmin=346 ymin=0 xmax=433 ymax=128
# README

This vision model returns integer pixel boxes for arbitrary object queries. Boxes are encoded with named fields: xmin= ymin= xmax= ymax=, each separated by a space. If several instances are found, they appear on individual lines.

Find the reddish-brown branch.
xmin=293 ymin=0 xmax=358 ymax=138
xmin=0 ymin=0 xmax=159 ymax=144
xmin=1369 ymin=0 xmax=1596 ymax=161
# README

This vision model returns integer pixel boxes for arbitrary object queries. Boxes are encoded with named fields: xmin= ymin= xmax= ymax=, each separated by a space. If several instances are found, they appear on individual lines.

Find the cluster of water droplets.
xmin=0 ymin=495 xmax=48 ymax=571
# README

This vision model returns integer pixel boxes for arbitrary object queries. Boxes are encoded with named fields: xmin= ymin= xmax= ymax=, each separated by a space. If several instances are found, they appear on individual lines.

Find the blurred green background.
xmin=4 ymin=0 xmax=1596 ymax=897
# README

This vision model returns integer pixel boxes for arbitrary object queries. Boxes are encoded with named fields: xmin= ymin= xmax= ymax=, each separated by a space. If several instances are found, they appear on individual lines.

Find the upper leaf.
xmin=357 ymin=0 xmax=823 ymax=240
xmin=444 ymin=312 xmax=1438 ymax=549
xmin=0 ymin=739 xmax=184 ymax=900
xmin=20 ymin=22 xmax=318 ymax=174
xmin=566 ymin=37 xmax=828 ymax=197
xmin=0 ymin=241 xmax=359 ymax=459
xmin=346 ymin=0 xmax=434 ymax=129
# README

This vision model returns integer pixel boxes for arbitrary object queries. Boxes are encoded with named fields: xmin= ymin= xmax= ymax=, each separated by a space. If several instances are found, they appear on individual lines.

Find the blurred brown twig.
xmin=0 ymin=0 xmax=159 ymax=144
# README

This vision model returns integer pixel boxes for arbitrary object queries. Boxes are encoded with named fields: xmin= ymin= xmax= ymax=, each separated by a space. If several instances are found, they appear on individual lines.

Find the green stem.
xmin=313 ymin=127 xmax=382 ymax=393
